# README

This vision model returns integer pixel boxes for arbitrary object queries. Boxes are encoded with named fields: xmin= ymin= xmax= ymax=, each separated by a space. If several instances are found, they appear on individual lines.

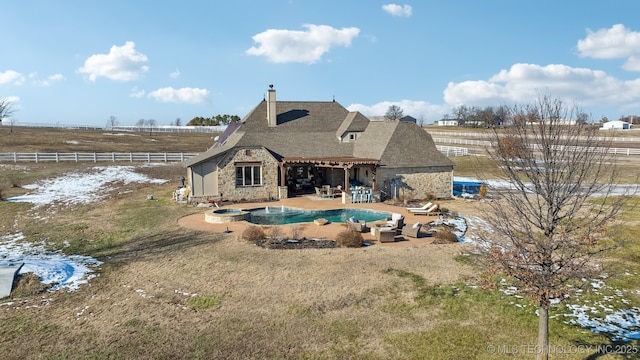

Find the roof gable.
xmin=185 ymin=92 xmax=454 ymax=170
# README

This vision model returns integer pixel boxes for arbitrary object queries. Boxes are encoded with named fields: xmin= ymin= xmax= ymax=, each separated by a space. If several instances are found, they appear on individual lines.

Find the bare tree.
xmin=107 ymin=115 xmax=119 ymax=130
xmin=384 ymin=105 xmax=403 ymax=121
xmin=452 ymin=105 xmax=473 ymax=126
xmin=146 ymin=118 xmax=157 ymax=136
xmin=175 ymin=117 xmax=182 ymax=126
xmin=1 ymin=98 xmax=16 ymax=133
xmin=479 ymin=95 xmax=630 ymax=360
xmin=416 ymin=114 xmax=426 ymax=127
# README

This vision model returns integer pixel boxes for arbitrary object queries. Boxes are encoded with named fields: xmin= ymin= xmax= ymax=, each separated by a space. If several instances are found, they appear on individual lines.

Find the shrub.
xmin=423 ymin=193 xmax=435 ymax=201
xmin=290 ymin=225 xmax=301 ymax=240
xmin=432 ymin=228 xmax=458 ymax=244
xmin=336 ymin=229 xmax=363 ymax=248
xmin=267 ymin=226 xmax=283 ymax=240
xmin=242 ymin=226 xmax=265 ymax=242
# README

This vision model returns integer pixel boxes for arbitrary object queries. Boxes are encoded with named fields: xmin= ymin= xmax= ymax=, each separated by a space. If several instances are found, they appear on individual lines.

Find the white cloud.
xmin=347 ymin=100 xmax=448 ymax=124
xmin=444 ymin=63 xmax=635 ymax=109
xmin=382 ymin=4 xmax=413 ymax=17
xmin=147 ymin=87 xmax=210 ymax=104
xmin=129 ymin=86 xmax=146 ymax=98
xmin=577 ymin=24 xmax=640 ymax=71
xmin=0 ymin=70 xmax=25 ymax=85
xmin=170 ymin=69 xmax=181 ymax=79
xmin=246 ymin=24 xmax=360 ymax=64
xmin=29 ymin=73 xmax=65 ymax=87
xmin=77 ymin=41 xmax=149 ymax=82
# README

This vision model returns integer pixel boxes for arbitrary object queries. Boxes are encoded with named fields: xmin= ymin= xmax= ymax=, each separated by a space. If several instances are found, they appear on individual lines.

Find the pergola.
xmin=279 ymin=157 xmax=380 ymax=190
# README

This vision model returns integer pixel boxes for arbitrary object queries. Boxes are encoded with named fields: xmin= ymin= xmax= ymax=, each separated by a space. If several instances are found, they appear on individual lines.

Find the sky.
xmin=3 ymin=1 xmax=640 ymax=127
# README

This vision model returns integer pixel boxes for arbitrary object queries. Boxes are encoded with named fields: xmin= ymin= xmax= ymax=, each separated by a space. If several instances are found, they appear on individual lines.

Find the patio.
xmin=178 ymin=196 xmax=442 ymax=247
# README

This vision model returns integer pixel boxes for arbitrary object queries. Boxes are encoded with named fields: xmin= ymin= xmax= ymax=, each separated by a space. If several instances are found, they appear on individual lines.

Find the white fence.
xmin=436 ymin=145 xmax=468 ymax=156
xmin=0 ymin=152 xmax=198 ymax=163
xmin=432 ymin=138 xmax=640 ymax=156
xmin=428 ymin=130 xmax=640 ymax=142
xmin=111 ymin=125 xmax=226 ymax=133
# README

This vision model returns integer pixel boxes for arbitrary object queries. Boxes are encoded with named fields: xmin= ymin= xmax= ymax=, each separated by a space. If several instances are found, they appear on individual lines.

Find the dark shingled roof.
xmin=185 ymin=98 xmax=454 ymax=169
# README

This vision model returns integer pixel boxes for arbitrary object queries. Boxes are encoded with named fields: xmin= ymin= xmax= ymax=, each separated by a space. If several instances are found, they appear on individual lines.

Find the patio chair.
xmin=406 ymin=202 xmax=432 ymax=213
xmin=401 ymin=222 xmax=422 ymax=238
xmin=386 ymin=213 xmax=404 ymax=232
xmin=365 ymin=188 xmax=373 ymax=203
xmin=407 ymin=203 xmax=440 ymax=216
xmin=347 ymin=216 xmax=366 ymax=232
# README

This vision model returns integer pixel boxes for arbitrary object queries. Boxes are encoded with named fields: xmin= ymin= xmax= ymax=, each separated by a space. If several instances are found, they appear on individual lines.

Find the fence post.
xmin=112 ymin=152 xmax=115 ymax=162
xmin=94 ymin=153 xmax=97 ymax=162
xmin=164 ymin=152 xmax=167 ymax=162
xmin=13 ymin=152 xmax=17 ymax=163
xmin=147 ymin=153 xmax=150 ymax=162
xmin=35 ymin=153 xmax=39 ymax=163
xmin=56 ymin=153 xmax=59 ymax=162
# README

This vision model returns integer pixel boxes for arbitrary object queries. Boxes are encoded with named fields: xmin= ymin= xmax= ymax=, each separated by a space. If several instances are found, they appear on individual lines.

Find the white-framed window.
xmin=349 ymin=133 xmax=357 ymax=141
xmin=235 ymin=164 xmax=262 ymax=186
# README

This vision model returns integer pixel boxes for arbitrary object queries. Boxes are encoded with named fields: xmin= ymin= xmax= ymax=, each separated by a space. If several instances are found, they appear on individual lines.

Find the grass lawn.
xmin=1 ymin=127 xmax=638 ymax=359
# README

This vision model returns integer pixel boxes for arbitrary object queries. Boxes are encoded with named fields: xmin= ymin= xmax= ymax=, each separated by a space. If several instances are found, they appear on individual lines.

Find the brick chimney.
xmin=267 ymin=84 xmax=276 ymax=127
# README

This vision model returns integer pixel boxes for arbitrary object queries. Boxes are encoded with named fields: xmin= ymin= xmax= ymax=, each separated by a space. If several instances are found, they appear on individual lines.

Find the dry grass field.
xmin=1 ymin=126 xmax=639 ymax=359
xmin=0 ymin=126 xmax=218 ymax=153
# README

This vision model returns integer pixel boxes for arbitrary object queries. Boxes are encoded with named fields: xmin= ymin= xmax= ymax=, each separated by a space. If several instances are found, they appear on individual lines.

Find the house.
xmin=601 ymin=120 xmax=632 ymax=130
xmin=184 ymin=86 xmax=455 ymax=203
xmin=435 ymin=118 xmax=459 ymax=126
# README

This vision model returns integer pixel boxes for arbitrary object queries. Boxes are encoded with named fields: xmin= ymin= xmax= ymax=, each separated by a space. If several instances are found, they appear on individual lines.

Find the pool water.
xmin=248 ymin=207 xmax=390 ymax=225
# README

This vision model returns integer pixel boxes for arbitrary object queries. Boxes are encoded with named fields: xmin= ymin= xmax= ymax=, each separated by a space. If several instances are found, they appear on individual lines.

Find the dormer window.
xmin=349 ymin=133 xmax=357 ymax=141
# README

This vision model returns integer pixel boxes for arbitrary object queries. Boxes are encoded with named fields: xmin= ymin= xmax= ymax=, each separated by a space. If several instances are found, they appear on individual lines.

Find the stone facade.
xmin=217 ymin=148 xmax=280 ymax=201
xmin=376 ymin=166 xmax=453 ymax=200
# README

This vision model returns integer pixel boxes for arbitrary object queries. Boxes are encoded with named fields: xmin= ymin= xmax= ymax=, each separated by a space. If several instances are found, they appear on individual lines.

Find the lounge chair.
xmin=347 ymin=217 xmax=366 ymax=232
xmin=408 ymin=203 xmax=440 ymax=215
xmin=401 ymin=222 xmax=422 ymax=238
xmin=406 ymin=202 xmax=432 ymax=213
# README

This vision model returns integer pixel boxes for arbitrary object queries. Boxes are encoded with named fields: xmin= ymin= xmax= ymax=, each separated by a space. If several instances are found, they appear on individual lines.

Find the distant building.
xmin=600 ymin=120 xmax=632 ymax=130
xmin=435 ymin=118 xmax=459 ymax=126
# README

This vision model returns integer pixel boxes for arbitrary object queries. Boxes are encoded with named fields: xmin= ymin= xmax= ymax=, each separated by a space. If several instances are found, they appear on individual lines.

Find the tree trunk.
xmin=537 ymin=304 xmax=549 ymax=360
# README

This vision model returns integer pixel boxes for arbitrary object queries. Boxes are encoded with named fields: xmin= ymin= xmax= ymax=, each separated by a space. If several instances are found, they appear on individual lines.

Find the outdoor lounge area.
xmin=178 ymin=196 xmax=444 ymax=246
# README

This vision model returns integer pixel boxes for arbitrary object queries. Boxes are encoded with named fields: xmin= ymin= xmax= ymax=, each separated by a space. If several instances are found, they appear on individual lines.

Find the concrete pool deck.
xmin=178 ymin=196 xmax=442 ymax=247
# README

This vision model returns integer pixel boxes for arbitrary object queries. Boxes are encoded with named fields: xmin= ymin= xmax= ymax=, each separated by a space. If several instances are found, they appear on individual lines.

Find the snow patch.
xmin=0 ymin=233 xmax=102 ymax=291
xmin=6 ymin=164 xmax=169 ymax=208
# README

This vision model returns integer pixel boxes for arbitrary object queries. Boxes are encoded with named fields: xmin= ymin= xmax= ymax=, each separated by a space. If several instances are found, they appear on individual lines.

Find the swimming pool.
xmin=247 ymin=206 xmax=390 ymax=225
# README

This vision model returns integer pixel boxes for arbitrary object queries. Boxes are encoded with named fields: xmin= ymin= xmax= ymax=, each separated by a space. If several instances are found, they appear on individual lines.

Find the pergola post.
xmin=343 ymin=164 xmax=350 ymax=190
xmin=371 ymin=166 xmax=377 ymax=190
xmin=279 ymin=163 xmax=287 ymax=186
